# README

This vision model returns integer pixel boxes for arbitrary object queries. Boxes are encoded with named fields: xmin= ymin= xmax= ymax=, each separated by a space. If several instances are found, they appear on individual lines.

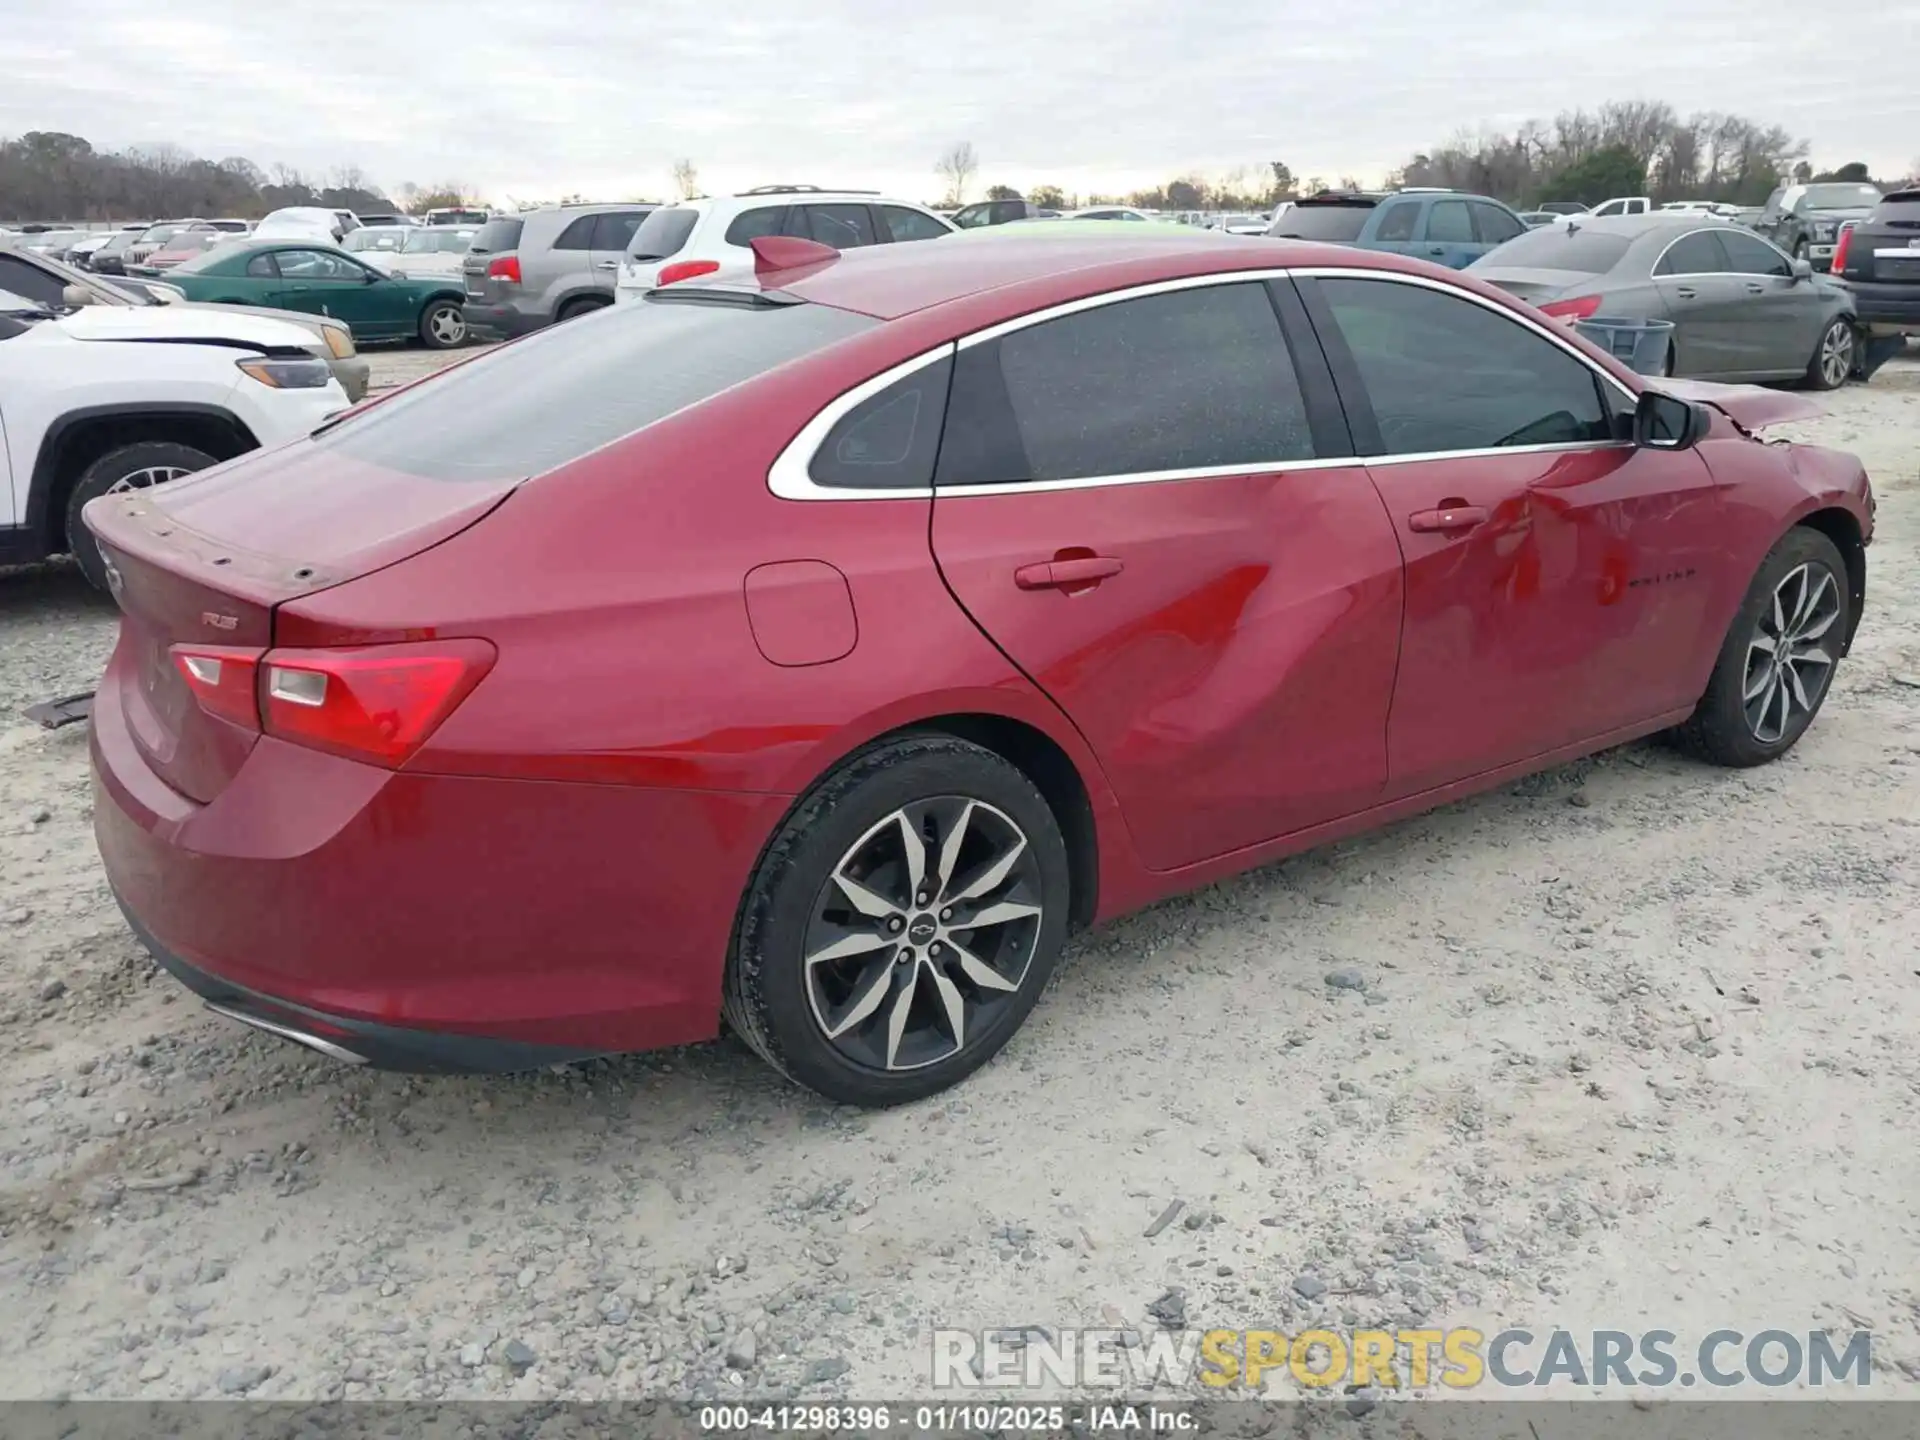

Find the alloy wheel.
xmin=803 ymin=797 xmax=1044 ymax=1072
xmin=1819 ymin=323 xmax=1854 ymax=389
xmin=1743 ymin=561 xmax=1841 ymax=744
xmin=104 ymin=465 xmax=189 ymax=496
xmin=429 ymin=306 xmax=466 ymax=345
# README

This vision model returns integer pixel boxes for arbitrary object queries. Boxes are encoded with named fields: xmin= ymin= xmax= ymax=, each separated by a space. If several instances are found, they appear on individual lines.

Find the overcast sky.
xmin=6 ymin=0 xmax=1914 ymax=205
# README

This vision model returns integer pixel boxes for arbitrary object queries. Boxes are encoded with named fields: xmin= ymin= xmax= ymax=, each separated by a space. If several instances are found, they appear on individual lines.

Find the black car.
xmin=1831 ymin=188 xmax=1920 ymax=339
xmin=1753 ymin=182 xmax=1883 ymax=267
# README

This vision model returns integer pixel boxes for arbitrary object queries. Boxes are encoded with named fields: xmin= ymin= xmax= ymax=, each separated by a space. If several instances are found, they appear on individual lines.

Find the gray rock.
xmin=1325 ymin=968 xmax=1367 ymax=992
xmin=1145 ymin=1289 xmax=1187 ymax=1328
xmin=1292 ymin=1274 xmax=1328 ymax=1300
xmin=502 ymin=1339 xmax=537 ymax=1373
xmin=138 ymin=1360 xmax=167 ymax=1383
xmin=1143 ymin=1200 xmax=1184 ymax=1238
xmin=806 ymin=1357 xmax=852 ymax=1384
xmin=39 ymin=979 xmax=67 ymax=1002
xmin=216 ymin=1364 xmax=271 ymax=1395
xmin=458 ymin=1344 xmax=485 ymax=1368
xmin=726 ymin=1332 xmax=758 ymax=1371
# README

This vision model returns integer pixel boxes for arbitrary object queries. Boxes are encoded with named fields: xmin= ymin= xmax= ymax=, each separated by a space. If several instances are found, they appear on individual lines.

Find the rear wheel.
xmin=419 ymin=300 xmax=466 ymax=349
xmin=1671 ymin=527 xmax=1850 ymax=767
xmin=555 ymin=296 xmax=609 ymax=324
xmin=723 ymin=735 xmax=1070 ymax=1106
xmin=65 ymin=442 xmax=216 ymax=589
xmin=1803 ymin=318 xmax=1854 ymax=391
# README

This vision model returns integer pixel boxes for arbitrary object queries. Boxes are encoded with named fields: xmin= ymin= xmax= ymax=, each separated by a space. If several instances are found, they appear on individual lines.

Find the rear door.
xmin=794 ymin=204 xmax=884 ymax=251
xmin=1652 ymin=228 xmax=1740 ymax=375
xmin=1714 ymin=228 xmax=1821 ymax=375
xmin=1418 ymin=199 xmax=1477 ymax=268
xmin=929 ymin=277 xmax=1406 ymax=871
xmin=588 ymin=209 xmax=647 ymax=293
xmin=1300 ymin=272 xmax=1720 ymax=794
xmin=1368 ymin=199 xmax=1422 ymax=257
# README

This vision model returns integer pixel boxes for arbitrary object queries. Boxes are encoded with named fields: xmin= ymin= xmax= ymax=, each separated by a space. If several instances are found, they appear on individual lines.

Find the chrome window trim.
xmin=1650 ymin=226 xmax=1796 ymax=281
xmin=766 ymin=265 xmax=1636 ymax=502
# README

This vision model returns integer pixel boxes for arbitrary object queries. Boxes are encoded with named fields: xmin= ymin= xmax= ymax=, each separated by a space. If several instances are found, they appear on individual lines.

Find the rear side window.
xmin=245 ymin=253 xmax=279 ymax=278
xmin=723 ymin=207 xmax=789 ymax=247
xmin=801 ymin=205 xmax=880 ymax=248
xmin=628 ymin=207 xmax=698 ymax=259
xmin=936 ymin=281 xmax=1315 ymax=486
xmin=591 ymin=211 xmax=647 ymax=251
xmin=810 ymin=356 xmax=954 ymax=490
xmin=1470 ymin=202 xmax=1524 ymax=245
xmin=317 ymin=298 xmax=877 ymax=482
xmin=1269 ymin=204 xmax=1371 ymax=241
xmin=470 ymin=217 xmax=524 ymax=253
xmin=552 ymin=216 xmax=597 ymax=251
xmin=1655 ymin=231 xmax=1727 ymax=276
xmin=881 ymin=206 xmax=950 ymax=243
xmin=1374 ymin=202 xmax=1419 ymax=241
xmin=1318 ymin=277 xmax=1610 ymax=455
xmin=1426 ymin=201 xmax=1473 ymax=243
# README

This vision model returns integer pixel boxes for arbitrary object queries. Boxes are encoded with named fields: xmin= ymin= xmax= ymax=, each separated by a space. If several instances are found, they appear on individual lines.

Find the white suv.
xmin=0 ymin=288 xmax=348 ymax=587
xmin=614 ymin=186 xmax=955 ymax=304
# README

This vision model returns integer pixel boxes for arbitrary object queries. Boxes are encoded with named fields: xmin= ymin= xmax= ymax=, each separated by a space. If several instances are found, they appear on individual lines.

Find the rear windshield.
xmin=627 ymin=207 xmax=698 ymax=260
xmin=1268 ymin=204 xmax=1372 ymax=241
xmin=1870 ymin=192 xmax=1920 ymax=222
xmin=469 ymin=217 xmax=524 ymax=253
xmin=315 ymin=297 xmax=876 ymax=481
xmin=1471 ymin=226 xmax=1632 ymax=273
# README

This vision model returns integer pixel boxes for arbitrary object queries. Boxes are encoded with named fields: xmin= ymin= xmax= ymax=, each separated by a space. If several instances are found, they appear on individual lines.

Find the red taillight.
xmin=1539 ymin=294 xmax=1603 ymax=323
xmin=656 ymin=259 xmax=720 ymax=285
xmin=486 ymin=255 xmax=521 ymax=284
xmin=171 ymin=645 xmax=264 ymax=730
xmin=175 ymin=639 xmax=495 ymax=767
xmin=260 ymin=640 xmax=496 ymax=768
xmin=1830 ymin=223 xmax=1853 ymax=275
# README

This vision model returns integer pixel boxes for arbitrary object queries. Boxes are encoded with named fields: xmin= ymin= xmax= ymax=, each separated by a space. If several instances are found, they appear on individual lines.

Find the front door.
xmin=267 ymin=248 xmax=391 ymax=337
xmin=1301 ymin=273 xmax=1721 ymax=795
xmin=1714 ymin=228 xmax=1825 ymax=376
xmin=928 ymin=278 xmax=1406 ymax=872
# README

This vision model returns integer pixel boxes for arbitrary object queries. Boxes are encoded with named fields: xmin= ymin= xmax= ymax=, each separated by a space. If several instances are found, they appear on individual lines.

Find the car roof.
xmin=763 ymin=230 xmax=1424 ymax=322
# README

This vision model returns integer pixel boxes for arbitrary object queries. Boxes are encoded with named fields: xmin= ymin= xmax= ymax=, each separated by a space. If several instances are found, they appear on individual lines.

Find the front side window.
xmin=936 ymin=281 xmax=1316 ymax=487
xmin=274 ymin=249 xmax=363 ymax=281
xmin=1654 ymin=230 xmax=1727 ymax=276
xmin=0 ymin=255 xmax=65 ymax=306
xmin=1318 ymin=277 xmax=1610 ymax=455
xmin=881 ymin=206 xmax=950 ymax=243
xmin=1374 ymin=202 xmax=1419 ymax=242
xmin=1470 ymin=201 xmax=1525 ymax=244
xmin=1716 ymin=230 xmax=1792 ymax=278
xmin=1426 ymin=201 xmax=1474 ymax=243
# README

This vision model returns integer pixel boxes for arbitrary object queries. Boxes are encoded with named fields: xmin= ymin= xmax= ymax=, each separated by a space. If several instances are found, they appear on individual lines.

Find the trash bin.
xmin=1573 ymin=316 xmax=1675 ymax=376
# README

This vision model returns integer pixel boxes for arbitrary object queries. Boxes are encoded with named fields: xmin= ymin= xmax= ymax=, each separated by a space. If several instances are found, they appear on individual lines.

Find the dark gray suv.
xmin=461 ymin=203 xmax=655 ymax=340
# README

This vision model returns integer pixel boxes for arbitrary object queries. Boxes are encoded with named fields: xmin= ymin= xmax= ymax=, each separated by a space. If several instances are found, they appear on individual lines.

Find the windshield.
xmin=1470 ymin=226 xmax=1632 ymax=273
xmin=1801 ymin=184 xmax=1881 ymax=210
xmin=346 ymin=228 xmax=408 ymax=253
xmin=0 ymin=286 xmax=55 ymax=316
xmin=139 ymin=224 xmax=185 ymax=245
xmin=1268 ymin=203 xmax=1372 ymax=240
xmin=402 ymin=227 xmax=476 ymax=254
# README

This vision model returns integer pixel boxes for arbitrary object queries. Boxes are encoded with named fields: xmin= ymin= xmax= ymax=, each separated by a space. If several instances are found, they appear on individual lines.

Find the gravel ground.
xmin=1 ymin=355 xmax=1917 ymax=1402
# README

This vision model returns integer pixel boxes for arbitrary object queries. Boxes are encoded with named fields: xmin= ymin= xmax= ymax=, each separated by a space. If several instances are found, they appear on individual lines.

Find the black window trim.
xmin=1293 ymin=268 xmax=1635 ymax=465
xmin=769 ymin=266 xmax=1636 ymax=501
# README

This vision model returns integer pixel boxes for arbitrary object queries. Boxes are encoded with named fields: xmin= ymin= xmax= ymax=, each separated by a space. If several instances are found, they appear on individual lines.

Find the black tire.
xmin=723 ymin=734 xmax=1071 ymax=1107
xmin=66 ymin=441 xmax=216 ymax=590
xmin=1802 ymin=317 xmax=1855 ymax=391
xmin=1670 ymin=527 xmax=1850 ymax=767
xmin=555 ymin=296 xmax=609 ymax=324
xmin=418 ymin=299 xmax=467 ymax=349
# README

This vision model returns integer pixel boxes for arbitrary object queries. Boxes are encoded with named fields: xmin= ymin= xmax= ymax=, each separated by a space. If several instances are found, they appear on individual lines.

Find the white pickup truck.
xmin=0 ymin=290 xmax=349 ymax=587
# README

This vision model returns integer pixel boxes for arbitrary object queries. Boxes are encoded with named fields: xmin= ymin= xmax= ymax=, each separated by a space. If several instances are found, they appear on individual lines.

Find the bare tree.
xmin=671 ymin=158 xmax=700 ymax=200
xmin=934 ymin=142 xmax=978 ymax=205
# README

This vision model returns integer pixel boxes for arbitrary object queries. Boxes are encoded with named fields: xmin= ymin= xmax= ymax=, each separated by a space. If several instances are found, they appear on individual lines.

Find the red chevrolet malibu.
xmin=86 ymin=230 xmax=1873 ymax=1106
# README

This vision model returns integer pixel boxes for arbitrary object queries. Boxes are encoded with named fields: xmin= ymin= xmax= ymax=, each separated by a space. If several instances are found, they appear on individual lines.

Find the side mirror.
xmin=61 ymin=284 xmax=98 ymax=307
xmin=1791 ymin=258 xmax=1814 ymax=281
xmin=1633 ymin=390 xmax=1704 ymax=451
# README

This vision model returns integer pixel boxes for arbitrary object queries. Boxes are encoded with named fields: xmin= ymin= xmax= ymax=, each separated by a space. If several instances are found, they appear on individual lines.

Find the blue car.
xmin=1266 ymin=189 xmax=1529 ymax=268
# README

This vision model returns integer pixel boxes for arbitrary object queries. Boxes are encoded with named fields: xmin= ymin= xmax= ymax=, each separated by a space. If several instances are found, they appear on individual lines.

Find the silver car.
xmin=1469 ymin=214 xmax=1861 ymax=389
xmin=460 ymin=203 xmax=655 ymax=340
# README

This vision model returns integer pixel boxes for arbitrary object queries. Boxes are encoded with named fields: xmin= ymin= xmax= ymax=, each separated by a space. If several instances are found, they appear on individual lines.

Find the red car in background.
xmin=134 ymin=230 xmax=226 ymax=274
xmin=84 ymin=230 xmax=1873 ymax=1106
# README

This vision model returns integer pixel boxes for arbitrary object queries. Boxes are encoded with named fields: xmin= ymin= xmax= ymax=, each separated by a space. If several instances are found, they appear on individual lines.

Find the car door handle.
xmin=1427 ymin=245 xmax=1446 ymax=255
xmin=287 ymin=284 xmax=311 ymax=292
xmin=1408 ymin=505 xmax=1489 ymax=533
xmin=594 ymin=260 xmax=619 ymax=270
xmin=1015 ymin=556 xmax=1124 ymax=590
xmin=1744 ymin=281 xmax=1766 ymax=293
xmin=1674 ymin=286 xmax=1696 ymax=298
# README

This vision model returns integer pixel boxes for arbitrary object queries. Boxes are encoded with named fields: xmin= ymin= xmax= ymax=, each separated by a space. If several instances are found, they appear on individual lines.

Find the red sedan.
xmin=86 ymin=230 xmax=1873 ymax=1106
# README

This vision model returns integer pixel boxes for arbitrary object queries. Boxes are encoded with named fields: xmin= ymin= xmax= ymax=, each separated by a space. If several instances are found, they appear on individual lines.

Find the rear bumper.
xmin=1844 ymin=281 xmax=1920 ymax=333
xmin=460 ymin=300 xmax=545 ymax=341
xmin=90 ymin=637 xmax=788 ymax=1069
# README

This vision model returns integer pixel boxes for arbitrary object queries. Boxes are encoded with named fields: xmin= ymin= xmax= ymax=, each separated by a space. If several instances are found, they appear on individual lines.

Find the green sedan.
xmin=166 ymin=240 xmax=470 ymax=348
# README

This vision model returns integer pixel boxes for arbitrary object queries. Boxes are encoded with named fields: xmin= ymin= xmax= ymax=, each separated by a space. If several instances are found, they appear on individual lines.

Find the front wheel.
xmin=723 ymin=735 xmax=1071 ymax=1106
xmin=419 ymin=300 xmax=467 ymax=349
xmin=1670 ymin=527 xmax=1850 ymax=767
xmin=66 ymin=442 xmax=216 ymax=589
xmin=1804 ymin=318 xmax=1854 ymax=391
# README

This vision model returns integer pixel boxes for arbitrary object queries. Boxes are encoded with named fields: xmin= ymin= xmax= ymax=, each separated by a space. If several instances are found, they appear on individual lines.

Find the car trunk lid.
xmin=1472 ymin=267 xmax=1592 ymax=304
xmin=85 ymin=443 xmax=517 ymax=804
